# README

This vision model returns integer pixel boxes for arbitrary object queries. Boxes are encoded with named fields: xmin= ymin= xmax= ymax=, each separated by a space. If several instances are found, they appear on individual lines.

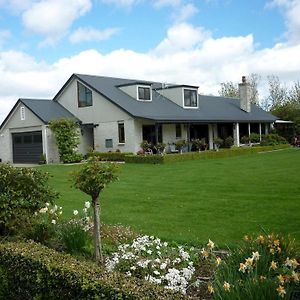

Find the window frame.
xmin=183 ymin=88 xmax=198 ymax=108
xmin=77 ymin=82 xmax=93 ymax=108
xmin=137 ymin=85 xmax=152 ymax=101
xmin=118 ymin=122 xmax=125 ymax=144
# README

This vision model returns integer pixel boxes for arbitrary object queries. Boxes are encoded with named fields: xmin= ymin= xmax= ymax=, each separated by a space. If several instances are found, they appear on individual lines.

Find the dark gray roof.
xmin=20 ymin=98 xmax=77 ymax=123
xmin=69 ymin=74 xmax=277 ymax=123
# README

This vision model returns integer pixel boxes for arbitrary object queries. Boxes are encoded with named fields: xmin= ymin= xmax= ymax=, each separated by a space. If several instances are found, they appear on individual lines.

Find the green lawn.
xmin=39 ymin=148 xmax=300 ymax=247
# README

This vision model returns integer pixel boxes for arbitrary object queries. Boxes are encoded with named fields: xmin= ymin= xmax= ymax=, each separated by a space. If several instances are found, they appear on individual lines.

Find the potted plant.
xmin=156 ymin=142 xmax=166 ymax=154
xmin=175 ymin=139 xmax=187 ymax=154
xmin=39 ymin=153 xmax=46 ymax=164
xmin=224 ymin=136 xmax=234 ymax=148
xmin=192 ymin=138 xmax=207 ymax=152
xmin=213 ymin=137 xmax=223 ymax=151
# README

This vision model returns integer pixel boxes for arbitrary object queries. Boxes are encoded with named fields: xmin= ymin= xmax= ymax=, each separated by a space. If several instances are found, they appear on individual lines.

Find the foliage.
xmin=218 ymin=81 xmax=239 ymax=98
xmin=72 ymin=157 xmax=119 ymax=263
xmin=0 ymin=164 xmax=58 ymax=234
xmin=224 ymin=136 xmax=234 ymax=148
xmin=106 ymin=235 xmax=217 ymax=296
xmin=175 ymin=140 xmax=187 ymax=151
xmin=213 ymin=137 xmax=223 ymax=148
xmin=48 ymin=118 xmax=82 ymax=163
xmin=241 ymin=135 xmax=250 ymax=144
xmin=140 ymin=140 xmax=152 ymax=151
xmin=125 ymin=154 xmax=164 ymax=164
xmin=211 ymin=233 xmax=300 ymax=300
xmin=250 ymin=133 xmax=261 ymax=143
xmin=0 ymin=241 xmax=184 ymax=299
xmin=260 ymin=134 xmax=288 ymax=146
xmin=58 ymin=202 xmax=94 ymax=256
xmin=156 ymin=142 xmax=166 ymax=153
xmin=192 ymin=138 xmax=207 ymax=151
xmin=89 ymin=151 xmax=133 ymax=161
xmin=61 ymin=152 xmax=83 ymax=164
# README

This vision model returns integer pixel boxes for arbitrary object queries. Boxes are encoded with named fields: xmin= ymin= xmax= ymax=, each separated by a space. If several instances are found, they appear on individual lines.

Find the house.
xmin=0 ymin=74 xmax=277 ymax=164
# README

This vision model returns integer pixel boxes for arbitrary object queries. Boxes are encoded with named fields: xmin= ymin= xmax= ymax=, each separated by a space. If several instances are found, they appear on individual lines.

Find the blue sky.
xmin=0 ymin=0 xmax=300 ymax=122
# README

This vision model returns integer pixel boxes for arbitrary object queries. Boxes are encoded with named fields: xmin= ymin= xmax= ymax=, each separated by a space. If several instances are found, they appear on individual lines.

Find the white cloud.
xmin=22 ymin=0 xmax=92 ymax=45
xmin=1 ymin=22 xmax=300 ymax=123
xmin=69 ymin=27 xmax=120 ymax=43
xmin=0 ymin=30 xmax=11 ymax=47
xmin=0 ymin=0 xmax=34 ymax=14
xmin=153 ymin=0 xmax=181 ymax=8
xmin=268 ymin=0 xmax=300 ymax=43
xmin=175 ymin=3 xmax=198 ymax=23
xmin=101 ymin=0 xmax=140 ymax=7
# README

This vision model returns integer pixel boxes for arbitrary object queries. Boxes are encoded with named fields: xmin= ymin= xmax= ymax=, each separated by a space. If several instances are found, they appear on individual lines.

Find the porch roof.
xmin=64 ymin=74 xmax=277 ymax=124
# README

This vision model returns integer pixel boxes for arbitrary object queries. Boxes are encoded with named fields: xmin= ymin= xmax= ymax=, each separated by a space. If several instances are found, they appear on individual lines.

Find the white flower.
xmin=83 ymin=208 xmax=87 ymax=213
xmin=51 ymin=219 xmax=56 ymax=225
xmin=39 ymin=207 xmax=48 ymax=214
xmin=125 ymin=271 xmax=131 ymax=277
xmin=85 ymin=201 xmax=91 ymax=209
xmin=207 ymin=239 xmax=215 ymax=249
xmin=153 ymin=270 xmax=160 ymax=276
xmin=252 ymin=251 xmax=260 ymax=261
xmin=160 ymin=262 xmax=167 ymax=270
xmin=73 ymin=210 xmax=78 ymax=216
xmin=45 ymin=202 xmax=50 ymax=207
xmin=147 ymin=250 xmax=152 ymax=255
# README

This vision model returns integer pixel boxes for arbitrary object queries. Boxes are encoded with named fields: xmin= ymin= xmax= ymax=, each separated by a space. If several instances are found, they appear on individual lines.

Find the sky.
xmin=0 ymin=0 xmax=300 ymax=123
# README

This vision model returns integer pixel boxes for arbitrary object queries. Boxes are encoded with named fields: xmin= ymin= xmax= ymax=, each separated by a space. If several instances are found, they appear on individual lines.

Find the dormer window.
xmin=78 ymin=82 xmax=92 ymax=107
xmin=183 ymin=89 xmax=198 ymax=108
xmin=137 ymin=86 xmax=151 ymax=101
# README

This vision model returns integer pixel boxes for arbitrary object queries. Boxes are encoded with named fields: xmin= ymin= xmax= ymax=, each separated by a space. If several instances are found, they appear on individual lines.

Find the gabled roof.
xmin=56 ymin=73 xmax=276 ymax=123
xmin=0 ymin=98 xmax=78 ymax=130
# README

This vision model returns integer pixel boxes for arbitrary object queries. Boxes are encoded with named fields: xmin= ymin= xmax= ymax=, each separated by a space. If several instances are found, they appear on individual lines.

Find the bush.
xmin=0 ymin=241 xmax=185 ymax=299
xmin=140 ymin=140 xmax=152 ymax=151
xmin=88 ymin=152 xmax=133 ymax=161
xmin=241 ymin=135 xmax=250 ymax=144
xmin=249 ymin=133 xmax=260 ymax=143
xmin=0 ymin=164 xmax=58 ymax=235
xmin=62 ymin=152 xmax=83 ymax=163
xmin=260 ymin=134 xmax=288 ymax=146
xmin=211 ymin=233 xmax=300 ymax=300
xmin=125 ymin=154 xmax=164 ymax=164
xmin=224 ymin=136 xmax=234 ymax=148
xmin=175 ymin=140 xmax=187 ymax=151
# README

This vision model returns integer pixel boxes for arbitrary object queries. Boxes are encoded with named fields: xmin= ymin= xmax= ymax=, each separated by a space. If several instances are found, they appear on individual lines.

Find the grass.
xmin=39 ymin=148 xmax=300 ymax=247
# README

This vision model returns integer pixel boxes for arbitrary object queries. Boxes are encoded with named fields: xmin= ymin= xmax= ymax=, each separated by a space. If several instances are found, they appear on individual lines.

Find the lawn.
xmin=39 ymin=148 xmax=300 ymax=247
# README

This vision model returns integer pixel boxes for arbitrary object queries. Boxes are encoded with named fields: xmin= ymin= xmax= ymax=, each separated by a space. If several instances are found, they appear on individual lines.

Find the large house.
xmin=0 ymin=74 xmax=277 ymax=164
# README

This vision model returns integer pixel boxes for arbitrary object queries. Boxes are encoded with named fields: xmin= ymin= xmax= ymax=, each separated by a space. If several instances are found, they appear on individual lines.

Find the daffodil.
xmin=269 ymin=260 xmax=278 ymax=270
xmin=291 ymin=271 xmax=299 ymax=282
xmin=207 ymin=239 xmax=215 ymax=249
xmin=239 ymin=263 xmax=247 ymax=273
xmin=216 ymin=256 xmax=222 ymax=266
xmin=276 ymin=285 xmax=286 ymax=298
xmin=257 ymin=235 xmax=265 ymax=244
xmin=252 ymin=251 xmax=260 ymax=261
xmin=207 ymin=285 xmax=214 ymax=294
xmin=200 ymin=248 xmax=209 ymax=259
xmin=277 ymin=274 xmax=285 ymax=285
xmin=245 ymin=257 xmax=253 ymax=267
xmin=223 ymin=281 xmax=231 ymax=291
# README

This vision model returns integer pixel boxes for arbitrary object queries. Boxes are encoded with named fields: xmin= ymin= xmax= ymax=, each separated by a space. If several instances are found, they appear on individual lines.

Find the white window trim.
xmin=118 ymin=121 xmax=125 ymax=144
xmin=137 ymin=85 xmax=152 ymax=101
xmin=182 ymin=88 xmax=198 ymax=109
xmin=20 ymin=106 xmax=25 ymax=120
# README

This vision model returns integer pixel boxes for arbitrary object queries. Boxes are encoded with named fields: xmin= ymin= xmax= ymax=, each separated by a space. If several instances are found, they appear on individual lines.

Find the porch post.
xmin=265 ymin=123 xmax=269 ymax=135
xmin=155 ymin=123 xmax=159 ymax=144
xmin=208 ymin=124 xmax=214 ymax=150
xmin=259 ymin=123 xmax=262 ymax=141
xmin=187 ymin=123 xmax=191 ymax=151
xmin=248 ymin=123 xmax=251 ymax=137
xmin=233 ymin=122 xmax=240 ymax=147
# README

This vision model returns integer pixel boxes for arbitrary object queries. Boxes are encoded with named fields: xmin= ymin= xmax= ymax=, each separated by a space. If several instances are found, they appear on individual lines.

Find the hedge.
xmin=124 ymin=154 xmax=164 ymax=164
xmin=89 ymin=152 xmax=133 ymax=162
xmin=0 ymin=241 xmax=186 ymax=300
xmin=123 ymin=144 xmax=290 ymax=164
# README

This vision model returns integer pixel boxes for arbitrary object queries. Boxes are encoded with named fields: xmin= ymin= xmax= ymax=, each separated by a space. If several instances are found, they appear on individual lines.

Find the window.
xmin=175 ymin=124 xmax=182 ymax=138
xmin=183 ymin=89 xmax=198 ymax=107
xmin=78 ymin=82 xmax=92 ymax=107
xmin=138 ymin=86 xmax=151 ymax=101
xmin=105 ymin=139 xmax=113 ymax=148
xmin=118 ymin=122 xmax=125 ymax=144
xmin=20 ymin=106 xmax=25 ymax=120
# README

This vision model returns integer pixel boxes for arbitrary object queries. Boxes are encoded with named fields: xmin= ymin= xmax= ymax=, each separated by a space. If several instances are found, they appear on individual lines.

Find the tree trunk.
xmin=93 ymin=196 xmax=103 ymax=264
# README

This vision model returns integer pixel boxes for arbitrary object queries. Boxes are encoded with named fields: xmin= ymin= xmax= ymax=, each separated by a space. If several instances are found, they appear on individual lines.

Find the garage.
xmin=12 ymin=131 xmax=43 ymax=163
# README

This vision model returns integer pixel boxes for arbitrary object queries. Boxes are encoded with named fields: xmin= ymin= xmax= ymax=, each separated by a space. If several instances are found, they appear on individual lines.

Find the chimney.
xmin=239 ymin=76 xmax=251 ymax=112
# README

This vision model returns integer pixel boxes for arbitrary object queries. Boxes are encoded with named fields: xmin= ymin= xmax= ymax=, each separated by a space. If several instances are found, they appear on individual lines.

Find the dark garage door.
xmin=12 ymin=131 xmax=43 ymax=163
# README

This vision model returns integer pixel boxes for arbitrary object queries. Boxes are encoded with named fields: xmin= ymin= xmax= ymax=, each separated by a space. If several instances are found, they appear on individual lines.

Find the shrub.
xmin=140 ymin=140 xmax=152 ymax=152
xmin=125 ymin=154 xmax=164 ymax=164
xmin=260 ymin=134 xmax=288 ymax=146
xmin=156 ymin=142 xmax=166 ymax=153
xmin=0 ymin=164 xmax=58 ymax=235
xmin=249 ymin=133 xmax=260 ymax=143
xmin=88 ymin=151 xmax=133 ymax=161
xmin=213 ymin=138 xmax=223 ymax=148
xmin=224 ymin=136 xmax=234 ymax=148
xmin=241 ymin=135 xmax=250 ymax=144
xmin=62 ymin=152 xmax=83 ymax=164
xmin=192 ymin=138 xmax=207 ymax=151
xmin=0 ymin=241 xmax=185 ymax=299
xmin=175 ymin=140 xmax=187 ymax=152
xmin=211 ymin=233 xmax=300 ymax=300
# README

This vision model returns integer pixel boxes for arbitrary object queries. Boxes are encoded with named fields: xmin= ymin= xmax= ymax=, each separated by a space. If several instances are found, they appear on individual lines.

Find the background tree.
xmin=72 ymin=157 xmax=118 ymax=263
xmin=218 ymin=73 xmax=260 ymax=105
xmin=48 ymin=118 xmax=82 ymax=163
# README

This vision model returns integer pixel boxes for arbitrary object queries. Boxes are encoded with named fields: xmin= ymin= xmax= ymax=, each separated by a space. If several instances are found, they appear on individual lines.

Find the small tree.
xmin=48 ymin=118 xmax=82 ymax=163
xmin=72 ymin=157 xmax=118 ymax=263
